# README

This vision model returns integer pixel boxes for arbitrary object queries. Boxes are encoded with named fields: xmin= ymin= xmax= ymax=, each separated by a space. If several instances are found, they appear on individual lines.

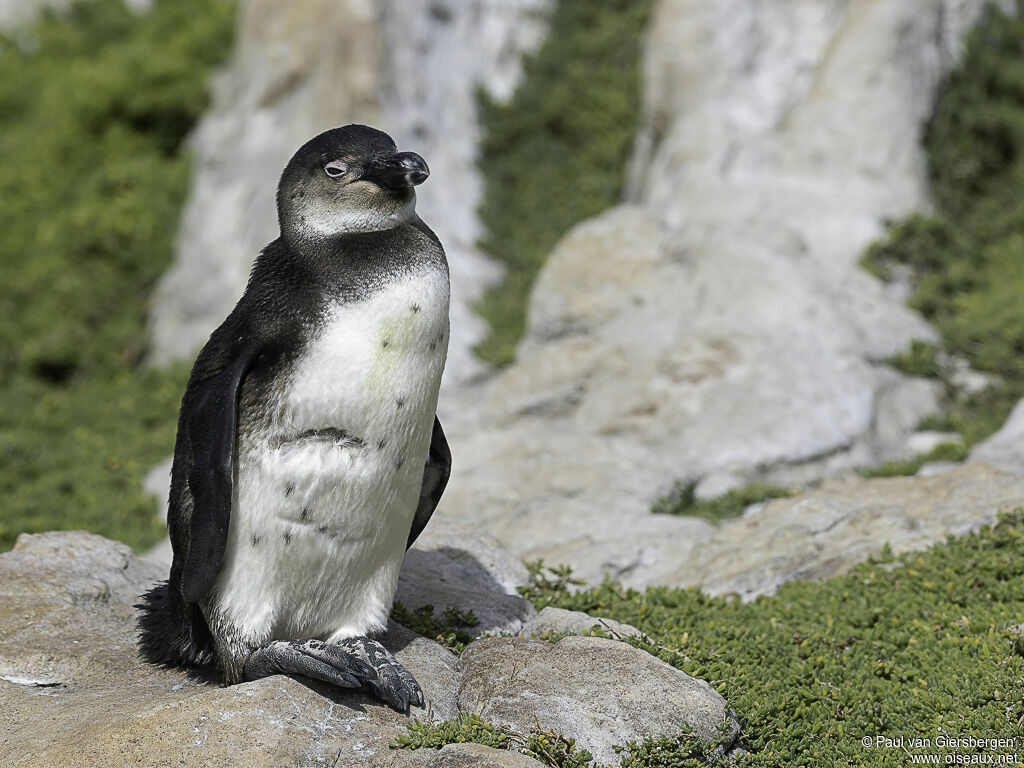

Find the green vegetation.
xmin=392 ymin=714 xmax=599 ymax=767
xmin=651 ymin=483 xmax=793 ymax=523
xmin=389 ymin=602 xmax=480 ymax=655
xmin=0 ymin=0 xmax=235 ymax=552
xmin=393 ymin=713 xmax=514 ymax=751
xmin=473 ymin=0 xmax=656 ymax=366
xmin=863 ymin=3 xmax=1024 ymax=454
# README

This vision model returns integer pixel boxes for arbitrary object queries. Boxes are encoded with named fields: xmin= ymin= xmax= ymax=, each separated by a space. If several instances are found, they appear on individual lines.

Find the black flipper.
xmin=243 ymin=638 xmax=424 ymax=713
xmin=179 ymin=337 xmax=263 ymax=603
xmin=406 ymin=415 xmax=451 ymax=550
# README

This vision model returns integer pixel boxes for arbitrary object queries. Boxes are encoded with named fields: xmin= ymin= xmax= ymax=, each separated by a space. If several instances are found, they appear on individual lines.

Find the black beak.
xmin=361 ymin=151 xmax=429 ymax=191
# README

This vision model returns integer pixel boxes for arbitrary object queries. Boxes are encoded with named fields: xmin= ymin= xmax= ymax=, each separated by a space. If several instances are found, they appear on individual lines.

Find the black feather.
xmin=135 ymin=580 xmax=215 ymax=667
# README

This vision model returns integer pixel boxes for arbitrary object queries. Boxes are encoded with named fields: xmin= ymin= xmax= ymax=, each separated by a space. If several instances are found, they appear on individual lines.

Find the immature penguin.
xmin=137 ymin=125 xmax=451 ymax=712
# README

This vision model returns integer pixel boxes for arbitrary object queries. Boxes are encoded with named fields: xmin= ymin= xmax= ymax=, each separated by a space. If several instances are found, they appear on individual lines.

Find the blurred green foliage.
xmin=473 ymin=0 xmax=655 ymax=366
xmin=0 ymin=0 xmax=234 ymax=552
xmin=651 ymin=483 xmax=793 ymax=523
xmin=863 ymin=3 xmax=1024 ymax=457
xmin=527 ymin=513 xmax=1024 ymax=766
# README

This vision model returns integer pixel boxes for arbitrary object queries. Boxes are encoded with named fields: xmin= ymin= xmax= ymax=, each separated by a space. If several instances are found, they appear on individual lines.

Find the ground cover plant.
xmin=473 ymin=0 xmax=655 ymax=366
xmin=0 ymin=0 xmax=234 ymax=552
xmin=398 ymin=512 xmax=1024 ymax=766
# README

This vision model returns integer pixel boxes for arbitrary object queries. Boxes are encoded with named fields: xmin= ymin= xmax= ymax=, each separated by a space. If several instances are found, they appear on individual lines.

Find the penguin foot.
xmin=333 ymin=635 xmax=424 ymax=713
xmin=242 ymin=638 xmax=423 ymax=713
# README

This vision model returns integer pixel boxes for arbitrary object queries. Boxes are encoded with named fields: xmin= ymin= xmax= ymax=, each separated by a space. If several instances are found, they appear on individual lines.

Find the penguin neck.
xmin=280 ymin=195 xmax=417 ymax=245
xmin=278 ymin=221 xmax=414 ymax=286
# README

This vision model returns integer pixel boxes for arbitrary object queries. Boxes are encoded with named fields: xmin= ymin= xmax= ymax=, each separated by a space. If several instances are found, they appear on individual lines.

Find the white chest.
xmin=217 ymin=266 xmax=450 ymax=642
xmin=285 ymin=268 xmax=450 ymax=439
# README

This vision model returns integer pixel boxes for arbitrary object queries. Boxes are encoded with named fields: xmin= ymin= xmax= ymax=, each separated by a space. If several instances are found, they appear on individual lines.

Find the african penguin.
xmin=137 ymin=124 xmax=451 ymax=713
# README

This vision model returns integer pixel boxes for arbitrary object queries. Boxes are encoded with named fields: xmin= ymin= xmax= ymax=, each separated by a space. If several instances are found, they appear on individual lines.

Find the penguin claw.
xmin=242 ymin=637 xmax=424 ymax=713
xmin=333 ymin=635 xmax=425 ymax=713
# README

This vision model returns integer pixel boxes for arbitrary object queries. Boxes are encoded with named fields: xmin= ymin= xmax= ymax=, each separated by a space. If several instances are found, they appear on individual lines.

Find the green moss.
xmin=864 ymin=4 xmax=1024 ymax=448
xmin=390 ymin=601 xmax=480 ymax=655
xmin=0 ymin=0 xmax=235 ymax=552
xmin=540 ymin=511 xmax=1024 ymax=766
xmin=651 ymin=484 xmax=794 ymax=524
xmin=473 ymin=0 xmax=656 ymax=366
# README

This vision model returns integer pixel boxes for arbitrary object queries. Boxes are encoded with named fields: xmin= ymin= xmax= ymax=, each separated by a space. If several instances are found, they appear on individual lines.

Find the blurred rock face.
xmin=439 ymin=0 xmax=1004 ymax=584
xmin=0 ymin=0 xmax=70 ymax=28
xmin=148 ymin=0 xmax=551 ymax=386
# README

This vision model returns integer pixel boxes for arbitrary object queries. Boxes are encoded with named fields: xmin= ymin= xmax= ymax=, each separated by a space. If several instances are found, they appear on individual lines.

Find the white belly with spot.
xmin=213 ymin=266 xmax=449 ymax=644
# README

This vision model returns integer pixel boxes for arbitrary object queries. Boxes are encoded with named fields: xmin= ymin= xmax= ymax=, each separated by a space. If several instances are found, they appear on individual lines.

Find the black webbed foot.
xmin=242 ymin=637 xmax=423 ymax=713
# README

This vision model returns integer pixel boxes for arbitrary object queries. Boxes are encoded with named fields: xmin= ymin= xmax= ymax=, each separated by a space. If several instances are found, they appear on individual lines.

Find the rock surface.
xmin=396 ymin=518 xmax=535 ymax=637
xmin=436 ymin=0 xmax=1006 ymax=584
xmin=0 ymin=0 xmax=69 ymax=30
xmin=0 ymin=531 xmax=731 ymax=767
xmin=148 ymin=0 xmax=551 ymax=389
xmin=670 ymin=463 xmax=1024 ymax=600
xmin=519 ymin=607 xmax=642 ymax=642
xmin=459 ymin=636 xmax=739 ymax=765
xmin=969 ymin=398 xmax=1024 ymax=477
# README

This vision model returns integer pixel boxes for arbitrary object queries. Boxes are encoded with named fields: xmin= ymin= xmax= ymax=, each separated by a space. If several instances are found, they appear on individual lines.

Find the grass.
xmin=0 ymin=0 xmax=234 ymax=552
xmin=861 ymin=2 xmax=1024 ymax=458
xmin=399 ymin=512 xmax=1024 ymax=766
xmin=472 ymin=0 xmax=656 ymax=366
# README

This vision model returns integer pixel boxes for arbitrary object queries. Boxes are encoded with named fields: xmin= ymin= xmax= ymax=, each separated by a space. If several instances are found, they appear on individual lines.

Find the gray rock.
xmin=458 ymin=636 xmax=739 ymax=766
xmin=421 ymin=743 xmax=546 ymax=768
xmin=667 ymin=464 xmax=1024 ymax=600
xmin=396 ymin=518 xmax=535 ymax=636
xmin=905 ymin=431 xmax=962 ymax=456
xmin=916 ymin=461 xmax=960 ymax=477
xmin=148 ymin=0 xmax=551 ymax=390
xmin=519 ymin=607 xmax=642 ymax=642
xmin=436 ymin=0 xmax=1001 ymax=586
xmin=0 ymin=531 xmax=461 ymax=767
xmin=0 ymin=0 xmax=70 ymax=30
xmin=969 ymin=398 xmax=1024 ymax=476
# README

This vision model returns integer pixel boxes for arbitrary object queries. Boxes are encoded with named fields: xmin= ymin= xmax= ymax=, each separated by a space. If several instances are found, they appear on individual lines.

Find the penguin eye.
xmin=324 ymin=160 xmax=347 ymax=178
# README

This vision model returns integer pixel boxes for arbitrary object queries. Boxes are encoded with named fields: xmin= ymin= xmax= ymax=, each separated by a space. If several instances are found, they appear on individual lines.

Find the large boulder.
xmin=0 ymin=532 xmax=461 ymax=767
xmin=0 ymin=531 xmax=732 ymax=766
xmin=459 ymin=636 xmax=740 ymax=766
xmin=147 ymin=0 xmax=551 ymax=388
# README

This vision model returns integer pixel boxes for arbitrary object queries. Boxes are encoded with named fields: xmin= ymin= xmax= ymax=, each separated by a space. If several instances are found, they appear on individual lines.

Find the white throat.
xmin=299 ymin=197 xmax=416 ymax=236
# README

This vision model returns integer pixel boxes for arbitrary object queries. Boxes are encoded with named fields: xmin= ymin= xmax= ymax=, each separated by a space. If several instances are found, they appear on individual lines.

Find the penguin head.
xmin=277 ymin=124 xmax=429 ymax=240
